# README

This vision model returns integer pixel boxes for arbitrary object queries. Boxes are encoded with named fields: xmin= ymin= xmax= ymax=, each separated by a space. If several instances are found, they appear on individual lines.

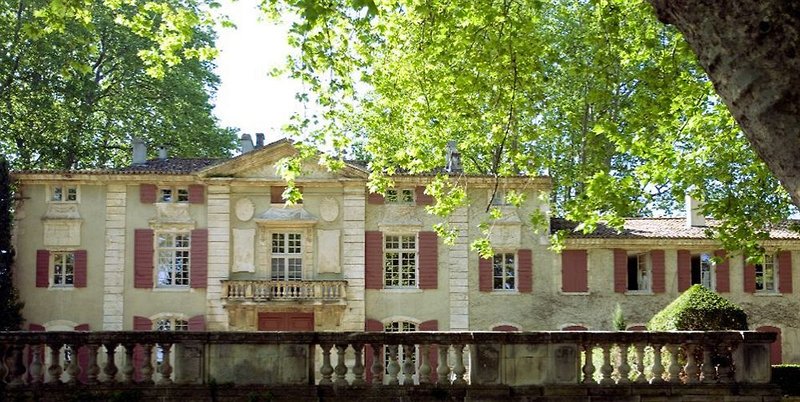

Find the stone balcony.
xmin=221 ymin=279 xmax=348 ymax=304
xmin=0 ymin=330 xmax=780 ymax=401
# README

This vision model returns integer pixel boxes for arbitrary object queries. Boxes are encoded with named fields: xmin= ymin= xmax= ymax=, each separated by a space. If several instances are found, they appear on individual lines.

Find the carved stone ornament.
xmin=319 ymin=197 xmax=339 ymax=222
xmin=155 ymin=203 xmax=192 ymax=223
xmin=235 ymin=198 xmax=255 ymax=222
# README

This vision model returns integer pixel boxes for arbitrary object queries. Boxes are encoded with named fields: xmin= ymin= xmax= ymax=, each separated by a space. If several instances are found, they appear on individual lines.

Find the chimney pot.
xmin=240 ymin=134 xmax=254 ymax=154
xmin=686 ymin=195 xmax=706 ymax=227
xmin=445 ymin=141 xmax=462 ymax=173
xmin=132 ymin=138 xmax=147 ymax=164
xmin=157 ymin=145 xmax=168 ymax=160
xmin=255 ymin=133 xmax=265 ymax=148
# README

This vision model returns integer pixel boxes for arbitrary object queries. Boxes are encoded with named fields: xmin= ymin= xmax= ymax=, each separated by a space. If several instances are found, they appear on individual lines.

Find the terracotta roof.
xmin=116 ymin=158 xmax=225 ymax=174
xmin=551 ymin=217 xmax=800 ymax=240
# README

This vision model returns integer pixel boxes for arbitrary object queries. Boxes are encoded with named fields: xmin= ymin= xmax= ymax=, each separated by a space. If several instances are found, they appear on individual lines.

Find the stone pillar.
xmin=449 ymin=207 xmax=469 ymax=330
xmin=103 ymin=185 xmax=127 ymax=330
xmin=206 ymin=183 xmax=231 ymax=330
xmin=340 ymin=185 xmax=366 ymax=331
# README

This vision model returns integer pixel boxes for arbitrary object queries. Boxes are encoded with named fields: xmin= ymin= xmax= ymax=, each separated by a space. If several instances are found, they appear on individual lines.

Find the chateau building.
xmin=11 ymin=136 xmax=799 ymax=366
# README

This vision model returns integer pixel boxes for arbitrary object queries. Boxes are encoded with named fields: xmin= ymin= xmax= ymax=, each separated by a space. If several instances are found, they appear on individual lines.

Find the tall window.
xmin=627 ymin=253 xmax=651 ymax=291
xmin=386 ymin=188 xmax=414 ymax=204
xmin=50 ymin=185 xmax=78 ymax=202
xmin=52 ymin=252 xmax=75 ymax=286
xmin=157 ymin=233 xmax=190 ymax=286
xmin=159 ymin=187 xmax=189 ymax=203
xmin=691 ymin=253 xmax=714 ymax=289
xmin=271 ymin=233 xmax=302 ymax=280
xmin=384 ymin=321 xmax=417 ymax=375
xmin=384 ymin=235 xmax=417 ymax=287
xmin=493 ymin=253 xmax=516 ymax=290
xmin=756 ymin=254 xmax=777 ymax=292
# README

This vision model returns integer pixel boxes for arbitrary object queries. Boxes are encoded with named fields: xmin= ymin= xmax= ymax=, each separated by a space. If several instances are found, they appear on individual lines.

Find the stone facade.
xmin=11 ymin=138 xmax=800 ymax=364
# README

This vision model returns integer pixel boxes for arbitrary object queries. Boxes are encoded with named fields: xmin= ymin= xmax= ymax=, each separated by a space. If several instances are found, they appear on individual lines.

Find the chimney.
xmin=686 ymin=195 xmax=706 ymax=227
xmin=255 ymin=133 xmax=265 ymax=148
xmin=240 ymin=134 xmax=254 ymax=154
xmin=445 ymin=141 xmax=462 ymax=173
xmin=157 ymin=145 xmax=168 ymax=160
xmin=132 ymin=138 xmax=147 ymax=164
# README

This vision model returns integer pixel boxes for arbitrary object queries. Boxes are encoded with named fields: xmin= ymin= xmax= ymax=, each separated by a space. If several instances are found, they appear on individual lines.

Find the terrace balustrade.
xmin=221 ymin=280 xmax=347 ymax=303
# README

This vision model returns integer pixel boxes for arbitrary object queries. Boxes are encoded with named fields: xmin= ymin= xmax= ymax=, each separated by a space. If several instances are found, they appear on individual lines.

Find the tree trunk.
xmin=649 ymin=0 xmax=800 ymax=206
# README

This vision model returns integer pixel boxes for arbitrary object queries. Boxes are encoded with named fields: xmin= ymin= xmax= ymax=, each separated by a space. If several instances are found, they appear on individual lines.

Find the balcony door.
xmin=258 ymin=312 xmax=314 ymax=331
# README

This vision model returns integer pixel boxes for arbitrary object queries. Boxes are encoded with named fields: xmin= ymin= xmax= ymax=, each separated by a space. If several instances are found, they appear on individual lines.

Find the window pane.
xmin=160 ymin=188 xmax=172 ymax=202
xmin=52 ymin=186 xmax=63 ymax=201
xmin=177 ymin=188 xmax=189 ymax=202
xmin=66 ymin=186 xmax=77 ymax=201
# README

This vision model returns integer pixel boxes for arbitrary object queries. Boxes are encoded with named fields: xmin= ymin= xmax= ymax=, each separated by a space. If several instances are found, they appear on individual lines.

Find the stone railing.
xmin=0 ymin=331 xmax=777 ymax=400
xmin=221 ymin=279 xmax=347 ymax=303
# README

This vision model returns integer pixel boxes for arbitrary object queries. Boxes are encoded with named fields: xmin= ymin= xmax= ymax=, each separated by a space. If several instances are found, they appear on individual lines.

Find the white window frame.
xmin=156 ymin=232 xmax=191 ymax=287
xmin=384 ymin=321 xmax=417 ymax=378
xmin=49 ymin=184 xmax=78 ymax=203
xmin=755 ymin=253 xmax=778 ymax=293
xmin=51 ymin=251 xmax=75 ymax=287
xmin=270 ymin=232 xmax=303 ymax=281
xmin=626 ymin=252 xmax=651 ymax=293
xmin=158 ymin=186 xmax=189 ymax=203
xmin=385 ymin=188 xmax=414 ymax=204
xmin=154 ymin=315 xmax=189 ymax=365
xmin=384 ymin=234 xmax=417 ymax=288
xmin=492 ymin=252 xmax=517 ymax=291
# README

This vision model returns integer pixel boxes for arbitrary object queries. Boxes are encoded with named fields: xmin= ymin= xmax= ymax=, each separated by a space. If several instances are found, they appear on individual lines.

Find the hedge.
xmin=648 ymin=284 xmax=747 ymax=330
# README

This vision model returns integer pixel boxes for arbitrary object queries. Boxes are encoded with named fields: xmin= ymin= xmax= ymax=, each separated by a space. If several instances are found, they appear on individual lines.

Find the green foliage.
xmin=612 ymin=303 xmax=626 ymax=331
xmin=648 ymin=284 xmax=747 ymax=330
xmin=772 ymin=365 xmax=800 ymax=396
xmin=0 ymin=158 xmax=24 ymax=331
xmin=0 ymin=0 xmax=235 ymax=170
xmin=262 ymin=0 xmax=794 ymax=252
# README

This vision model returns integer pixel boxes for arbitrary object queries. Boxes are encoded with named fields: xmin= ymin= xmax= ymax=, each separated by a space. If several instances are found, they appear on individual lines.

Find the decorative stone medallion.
xmin=235 ymin=198 xmax=255 ymax=221
xmin=319 ymin=196 xmax=339 ymax=222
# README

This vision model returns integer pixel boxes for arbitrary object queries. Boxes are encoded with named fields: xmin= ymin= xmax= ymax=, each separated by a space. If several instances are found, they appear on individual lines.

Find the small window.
xmin=626 ymin=253 xmax=651 ymax=292
xmin=386 ymin=188 xmax=414 ymax=204
xmin=691 ymin=253 xmax=715 ymax=289
xmin=756 ymin=254 xmax=777 ymax=292
xmin=50 ymin=185 xmax=78 ymax=202
xmin=493 ymin=253 xmax=516 ymax=290
xmin=52 ymin=252 xmax=75 ymax=287
xmin=159 ymin=187 xmax=189 ymax=203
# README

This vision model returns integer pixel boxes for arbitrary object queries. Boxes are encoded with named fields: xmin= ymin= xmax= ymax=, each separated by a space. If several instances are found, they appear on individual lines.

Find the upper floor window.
xmin=386 ymin=188 xmax=414 ymax=204
xmin=627 ymin=253 xmax=651 ymax=292
xmin=157 ymin=233 xmax=190 ymax=287
xmin=159 ymin=187 xmax=189 ymax=203
xmin=52 ymin=251 xmax=75 ymax=287
xmin=756 ymin=253 xmax=777 ymax=292
xmin=691 ymin=253 xmax=715 ymax=289
xmin=384 ymin=235 xmax=417 ymax=287
xmin=50 ymin=184 xmax=78 ymax=202
xmin=493 ymin=252 xmax=516 ymax=290
xmin=271 ymin=233 xmax=302 ymax=281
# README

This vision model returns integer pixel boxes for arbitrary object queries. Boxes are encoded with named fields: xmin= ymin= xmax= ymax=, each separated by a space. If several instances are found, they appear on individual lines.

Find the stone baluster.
xmin=29 ymin=344 xmax=44 ymax=384
xmin=64 ymin=345 xmax=79 ymax=384
xmin=418 ymin=344 xmax=431 ymax=384
xmin=386 ymin=345 xmax=401 ymax=385
xmin=684 ymin=344 xmax=699 ymax=384
xmin=121 ymin=344 xmax=135 ymax=383
xmin=665 ymin=344 xmax=681 ymax=384
xmin=716 ymin=342 xmax=733 ymax=384
xmin=700 ymin=344 xmax=716 ymax=383
xmin=436 ymin=345 xmax=450 ymax=384
xmin=452 ymin=344 xmax=467 ymax=385
xmin=581 ymin=343 xmax=595 ymax=384
xmin=351 ymin=343 xmax=365 ymax=385
xmin=650 ymin=343 xmax=665 ymax=384
xmin=633 ymin=343 xmax=647 ymax=384
xmin=334 ymin=344 xmax=348 ymax=386
xmin=103 ymin=343 xmax=118 ymax=383
xmin=599 ymin=343 xmax=614 ymax=385
xmin=86 ymin=344 xmax=101 ymax=384
xmin=46 ymin=343 xmax=63 ymax=384
xmin=159 ymin=344 xmax=173 ymax=384
xmin=402 ymin=344 xmax=415 ymax=385
xmin=140 ymin=344 xmax=154 ymax=384
xmin=319 ymin=344 xmax=334 ymax=385
xmin=617 ymin=344 xmax=631 ymax=384
xmin=6 ymin=345 xmax=25 ymax=386
xmin=370 ymin=343 xmax=384 ymax=384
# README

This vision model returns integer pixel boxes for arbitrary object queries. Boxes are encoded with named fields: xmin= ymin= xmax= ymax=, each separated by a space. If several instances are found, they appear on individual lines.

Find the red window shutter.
xmin=270 ymin=186 xmax=285 ymax=203
xmin=132 ymin=316 xmax=151 ymax=382
xmin=778 ymin=251 xmax=793 ymax=294
xmin=365 ymin=319 xmax=384 ymax=383
xmin=613 ymin=249 xmax=627 ymax=293
xmin=562 ymin=325 xmax=587 ymax=331
xmin=74 ymin=323 xmax=91 ymax=383
xmin=365 ymin=231 xmax=384 ymax=289
xmin=415 ymin=186 xmax=434 ymax=206
xmin=418 ymin=319 xmax=438 ymax=382
xmin=517 ymin=249 xmax=532 ymax=293
xmin=561 ymin=250 xmax=588 ymax=293
xmin=188 ymin=315 xmax=206 ymax=331
xmin=677 ymin=249 xmax=691 ymax=291
xmin=627 ymin=325 xmax=647 ymax=331
xmin=190 ymin=229 xmax=208 ymax=289
xmin=714 ymin=250 xmax=730 ymax=292
xmin=74 ymin=323 xmax=90 ymax=331
xmin=29 ymin=323 xmax=45 ymax=331
xmin=134 ymin=229 xmax=154 ymax=288
xmin=757 ymin=326 xmax=782 ymax=365
xmin=188 ymin=184 xmax=205 ymax=204
xmin=744 ymin=256 xmax=756 ymax=293
xmin=650 ymin=250 xmax=665 ymax=293
xmin=73 ymin=250 xmax=87 ymax=288
xmin=36 ymin=250 xmax=49 ymax=288
xmin=133 ymin=316 xmax=151 ymax=330
xmin=478 ymin=256 xmax=493 ymax=292
xmin=418 ymin=231 xmax=438 ymax=289
xmin=139 ymin=184 xmax=157 ymax=204
xmin=492 ymin=325 xmax=519 ymax=332
xmin=367 ymin=192 xmax=385 ymax=204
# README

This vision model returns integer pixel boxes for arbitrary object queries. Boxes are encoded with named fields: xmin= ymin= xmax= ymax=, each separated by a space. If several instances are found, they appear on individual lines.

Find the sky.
xmin=212 ymin=0 xmax=302 ymax=144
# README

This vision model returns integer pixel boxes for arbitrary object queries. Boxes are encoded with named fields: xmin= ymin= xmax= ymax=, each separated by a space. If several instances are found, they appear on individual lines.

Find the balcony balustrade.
xmin=0 ymin=331 xmax=778 ymax=401
xmin=222 ymin=279 xmax=347 ymax=303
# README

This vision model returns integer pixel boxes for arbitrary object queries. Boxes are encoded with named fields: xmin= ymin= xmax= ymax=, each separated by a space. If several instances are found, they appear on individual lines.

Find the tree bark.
xmin=649 ymin=0 xmax=800 ymax=206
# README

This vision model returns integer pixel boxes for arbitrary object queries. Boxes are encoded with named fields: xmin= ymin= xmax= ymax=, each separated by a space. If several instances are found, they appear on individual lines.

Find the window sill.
xmin=490 ymin=290 xmax=520 ymax=295
xmin=754 ymin=291 xmax=782 ymax=297
xmin=49 ymin=286 xmax=75 ymax=291
xmin=560 ymin=291 xmax=590 ymax=295
xmin=153 ymin=287 xmax=192 ymax=292
xmin=624 ymin=291 xmax=653 ymax=296
xmin=380 ymin=288 xmax=423 ymax=294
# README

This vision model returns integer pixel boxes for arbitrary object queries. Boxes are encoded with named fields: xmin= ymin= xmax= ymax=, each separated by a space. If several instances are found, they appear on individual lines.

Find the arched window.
xmin=562 ymin=325 xmax=588 ymax=331
xmin=492 ymin=325 xmax=520 ymax=332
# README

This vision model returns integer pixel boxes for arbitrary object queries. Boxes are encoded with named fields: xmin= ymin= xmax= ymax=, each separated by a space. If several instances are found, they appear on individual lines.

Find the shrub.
xmin=648 ymin=284 xmax=747 ymax=330
xmin=612 ymin=303 xmax=626 ymax=331
xmin=772 ymin=365 xmax=800 ymax=395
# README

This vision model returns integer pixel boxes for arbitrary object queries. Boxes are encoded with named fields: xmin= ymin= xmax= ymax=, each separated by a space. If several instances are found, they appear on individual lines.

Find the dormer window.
xmin=159 ymin=187 xmax=189 ymax=203
xmin=386 ymin=188 xmax=414 ymax=204
xmin=50 ymin=185 xmax=78 ymax=202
